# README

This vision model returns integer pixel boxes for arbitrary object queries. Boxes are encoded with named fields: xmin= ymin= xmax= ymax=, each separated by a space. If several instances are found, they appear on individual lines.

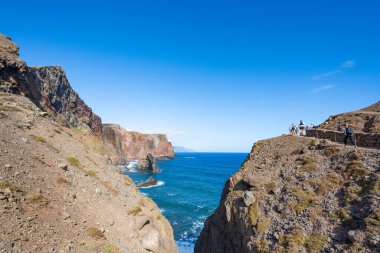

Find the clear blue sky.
xmin=1 ymin=1 xmax=379 ymax=152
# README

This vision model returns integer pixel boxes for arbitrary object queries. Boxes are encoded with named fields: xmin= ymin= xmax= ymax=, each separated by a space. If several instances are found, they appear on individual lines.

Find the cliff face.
xmin=102 ymin=124 xmax=175 ymax=161
xmin=318 ymin=101 xmax=380 ymax=133
xmin=0 ymin=33 xmax=102 ymax=136
xmin=196 ymin=103 xmax=380 ymax=253
xmin=0 ymin=92 xmax=178 ymax=253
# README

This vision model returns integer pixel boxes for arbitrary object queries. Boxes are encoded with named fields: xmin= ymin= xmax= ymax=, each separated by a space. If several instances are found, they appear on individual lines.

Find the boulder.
xmin=137 ymin=176 xmax=158 ymax=188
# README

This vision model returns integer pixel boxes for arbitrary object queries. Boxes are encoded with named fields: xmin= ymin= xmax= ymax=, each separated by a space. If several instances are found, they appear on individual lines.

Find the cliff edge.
xmin=102 ymin=124 xmax=175 ymax=161
xmin=0 ymin=33 xmax=102 ymax=136
xmin=195 ymin=102 xmax=380 ymax=253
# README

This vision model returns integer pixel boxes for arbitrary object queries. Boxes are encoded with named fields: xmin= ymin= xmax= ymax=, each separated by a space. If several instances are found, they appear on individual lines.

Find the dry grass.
xmin=257 ymin=218 xmax=270 ymax=234
xmin=28 ymin=193 xmax=45 ymax=202
xmin=300 ymin=157 xmax=317 ymax=172
xmin=33 ymin=135 xmax=46 ymax=143
xmin=304 ymin=233 xmax=327 ymax=253
xmin=0 ymin=180 xmax=23 ymax=193
xmin=67 ymin=157 xmax=82 ymax=169
xmin=57 ymin=177 xmax=70 ymax=185
xmin=100 ymin=181 xmax=120 ymax=196
xmin=127 ymin=205 xmax=142 ymax=216
xmin=0 ymin=105 xmax=21 ymax=112
xmin=249 ymin=204 xmax=261 ymax=226
xmin=290 ymin=187 xmax=317 ymax=213
xmin=86 ymin=227 xmax=104 ymax=240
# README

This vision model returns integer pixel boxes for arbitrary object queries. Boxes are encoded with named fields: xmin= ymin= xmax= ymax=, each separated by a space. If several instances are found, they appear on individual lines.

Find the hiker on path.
xmin=343 ymin=124 xmax=357 ymax=147
xmin=299 ymin=120 xmax=306 ymax=136
xmin=289 ymin=123 xmax=298 ymax=136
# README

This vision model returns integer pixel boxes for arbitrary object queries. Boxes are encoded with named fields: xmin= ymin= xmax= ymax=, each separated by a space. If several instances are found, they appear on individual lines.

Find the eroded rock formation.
xmin=0 ymin=33 xmax=102 ymax=136
xmin=102 ymin=124 xmax=175 ymax=162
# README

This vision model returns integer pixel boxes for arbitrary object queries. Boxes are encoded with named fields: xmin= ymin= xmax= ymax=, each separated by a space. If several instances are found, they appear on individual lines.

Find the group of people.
xmin=289 ymin=121 xmax=357 ymax=147
xmin=289 ymin=120 xmax=313 ymax=136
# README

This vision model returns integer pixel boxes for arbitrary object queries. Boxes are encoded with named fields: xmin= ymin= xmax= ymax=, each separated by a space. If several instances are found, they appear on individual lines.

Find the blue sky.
xmin=1 ymin=0 xmax=379 ymax=152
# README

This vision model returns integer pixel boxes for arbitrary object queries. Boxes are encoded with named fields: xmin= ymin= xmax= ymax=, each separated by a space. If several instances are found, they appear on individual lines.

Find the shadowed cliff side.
xmin=195 ymin=101 xmax=380 ymax=253
xmin=0 ymin=33 xmax=102 ymax=136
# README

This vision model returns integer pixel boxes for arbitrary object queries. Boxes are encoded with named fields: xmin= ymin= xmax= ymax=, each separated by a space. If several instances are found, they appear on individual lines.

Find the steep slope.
xmin=0 ymin=33 xmax=102 ymax=136
xmin=318 ymin=101 xmax=380 ymax=133
xmin=0 ymin=92 xmax=177 ymax=253
xmin=196 ymin=104 xmax=380 ymax=252
xmin=102 ymin=124 xmax=175 ymax=161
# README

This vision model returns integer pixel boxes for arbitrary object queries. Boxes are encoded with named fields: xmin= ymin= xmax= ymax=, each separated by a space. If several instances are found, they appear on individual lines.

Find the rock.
xmin=140 ymin=229 xmax=160 ymax=253
xmin=107 ymin=220 xmax=114 ymax=226
xmin=138 ymin=153 xmax=160 ymax=173
xmin=4 ymin=164 xmax=11 ymax=169
xmin=62 ymin=212 xmax=70 ymax=220
xmin=102 ymin=124 xmax=174 ymax=163
xmin=0 ymin=240 xmax=14 ymax=253
xmin=58 ymin=163 xmax=68 ymax=171
xmin=0 ymin=194 xmax=6 ymax=200
xmin=39 ymin=111 xmax=48 ymax=117
xmin=243 ymin=191 xmax=255 ymax=206
xmin=95 ymin=188 xmax=102 ymax=195
xmin=137 ymin=176 xmax=158 ymax=188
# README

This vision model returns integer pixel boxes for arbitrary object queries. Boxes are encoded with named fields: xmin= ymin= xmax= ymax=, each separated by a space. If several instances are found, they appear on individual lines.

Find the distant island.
xmin=174 ymin=146 xmax=196 ymax=152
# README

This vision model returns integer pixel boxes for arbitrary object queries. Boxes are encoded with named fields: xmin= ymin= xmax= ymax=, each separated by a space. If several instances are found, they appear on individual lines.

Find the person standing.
xmin=299 ymin=120 xmax=306 ymax=136
xmin=343 ymin=124 xmax=357 ymax=147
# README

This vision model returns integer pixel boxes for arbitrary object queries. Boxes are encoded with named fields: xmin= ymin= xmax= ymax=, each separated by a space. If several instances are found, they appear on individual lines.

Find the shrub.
xmin=0 ymin=180 xmax=23 ymax=192
xmin=264 ymin=182 xmax=277 ymax=194
xmin=253 ymin=239 xmax=269 ymax=253
xmin=29 ymin=193 xmax=44 ymax=202
xmin=300 ymin=157 xmax=317 ymax=172
xmin=67 ymin=157 xmax=81 ymax=168
xmin=331 ymin=208 xmax=351 ymax=222
xmin=304 ymin=233 xmax=327 ymax=253
xmin=87 ymin=227 xmax=104 ymax=239
xmin=85 ymin=169 xmax=99 ymax=179
xmin=291 ymin=187 xmax=316 ymax=213
xmin=33 ymin=135 xmax=46 ymax=143
xmin=127 ymin=206 xmax=142 ymax=216
xmin=278 ymin=228 xmax=305 ymax=250
xmin=257 ymin=218 xmax=270 ymax=234
xmin=250 ymin=204 xmax=261 ymax=226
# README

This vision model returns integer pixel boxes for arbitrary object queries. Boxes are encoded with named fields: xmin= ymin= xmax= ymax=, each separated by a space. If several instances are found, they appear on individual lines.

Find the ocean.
xmin=123 ymin=152 xmax=248 ymax=253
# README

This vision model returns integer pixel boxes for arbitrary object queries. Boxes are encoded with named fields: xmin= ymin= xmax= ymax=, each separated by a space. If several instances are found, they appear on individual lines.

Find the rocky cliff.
xmin=318 ymin=101 xmax=380 ymax=133
xmin=195 ymin=102 xmax=380 ymax=253
xmin=0 ymin=33 xmax=102 ymax=136
xmin=102 ymin=124 xmax=175 ymax=161
xmin=0 ymin=33 xmax=178 ymax=252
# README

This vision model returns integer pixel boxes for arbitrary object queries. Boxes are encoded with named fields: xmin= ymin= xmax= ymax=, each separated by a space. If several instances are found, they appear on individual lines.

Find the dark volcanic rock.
xmin=138 ymin=153 xmax=160 ymax=173
xmin=136 ymin=176 xmax=158 ymax=188
xmin=0 ymin=33 xmax=102 ymax=136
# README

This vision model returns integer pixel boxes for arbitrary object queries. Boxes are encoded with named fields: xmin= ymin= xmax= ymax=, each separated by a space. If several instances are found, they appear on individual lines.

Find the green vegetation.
xmin=304 ymin=233 xmax=327 ymax=253
xmin=249 ymin=204 xmax=261 ymax=226
xmin=67 ymin=157 xmax=82 ymax=168
xmin=257 ymin=218 xmax=270 ymax=234
xmin=85 ymin=169 xmax=99 ymax=179
xmin=102 ymin=243 xmax=120 ymax=253
xmin=87 ymin=227 xmax=104 ymax=239
xmin=290 ymin=187 xmax=317 ymax=213
xmin=331 ymin=208 xmax=351 ymax=222
xmin=127 ymin=205 xmax=142 ymax=216
xmin=28 ymin=193 xmax=45 ymax=202
xmin=264 ymin=182 xmax=277 ymax=194
xmin=253 ymin=239 xmax=269 ymax=253
xmin=0 ymin=105 xmax=21 ymax=112
xmin=278 ymin=228 xmax=305 ymax=250
xmin=300 ymin=157 xmax=317 ymax=172
xmin=57 ymin=177 xmax=70 ymax=185
xmin=33 ymin=135 xmax=46 ymax=143
xmin=343 ymin=184 xmax=361 ymax=204
xmin=0 ymin=180 xmax=23 ymax=192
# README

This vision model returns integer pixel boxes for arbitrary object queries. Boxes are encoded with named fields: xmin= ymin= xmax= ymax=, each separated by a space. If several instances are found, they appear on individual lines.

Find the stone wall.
xmin=306 ymin=128 xmax=380 ymax=148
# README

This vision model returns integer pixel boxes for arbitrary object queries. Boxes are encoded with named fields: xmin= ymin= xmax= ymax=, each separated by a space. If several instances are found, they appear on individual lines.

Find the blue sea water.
xmin=124 ymin=152 xmax=248 ymax=253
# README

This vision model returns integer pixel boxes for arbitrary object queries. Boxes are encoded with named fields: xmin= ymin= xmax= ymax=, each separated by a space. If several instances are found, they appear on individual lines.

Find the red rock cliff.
xmin=102 ymin=124 xmax=175 ymax=161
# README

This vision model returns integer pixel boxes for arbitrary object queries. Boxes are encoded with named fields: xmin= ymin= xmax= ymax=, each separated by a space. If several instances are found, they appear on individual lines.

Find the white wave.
xmin=138 ymin=180 xmax=165 ymax=189
xmin=176 ymin=241 xmax=194 ymax=253
xmin=160 ymin=208 xmax=165 ymax=213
